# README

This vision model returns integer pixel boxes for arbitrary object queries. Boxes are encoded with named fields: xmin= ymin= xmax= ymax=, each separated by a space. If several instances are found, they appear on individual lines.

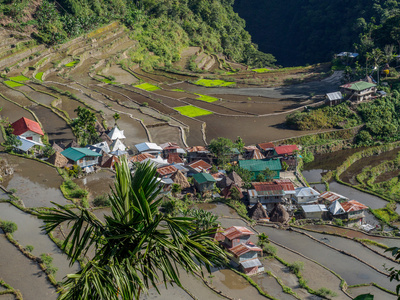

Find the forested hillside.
xmin=0 ymin=0 xmax=275 ymax=68
xmin=234 ymin=0 xmax=400 ymax=66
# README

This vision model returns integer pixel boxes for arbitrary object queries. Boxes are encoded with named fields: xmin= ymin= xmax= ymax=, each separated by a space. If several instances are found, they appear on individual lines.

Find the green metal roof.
xmin=192 ymin=172 xmax=216 ymax=184
xmin=61 ymin=147 xmax=102 ymax=161
xmin=341 ymin=81 xmax=376 ymax=91
xmin=239 ymin=159 xmax=282 ymax=172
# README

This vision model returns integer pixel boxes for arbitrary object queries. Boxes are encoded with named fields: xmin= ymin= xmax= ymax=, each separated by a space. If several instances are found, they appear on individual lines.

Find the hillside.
xmin=0 ymin=0 xmax=276 ymax=68
xmin=234 ymin=0 xmax=400 ymax=66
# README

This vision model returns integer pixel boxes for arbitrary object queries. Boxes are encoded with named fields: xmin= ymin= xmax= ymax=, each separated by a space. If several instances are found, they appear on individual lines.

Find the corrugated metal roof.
xmin=327 ymin=91 xmax=343 ymax=101
xmin=135 ymin=142 xmax=162 ymax=153
xmin=16 ymin=136 xmax=44 ymax=152
xmin=223 ymin=226 xmax=254 ymax=240
xmin=340 ymin=80 xmax=376 ymax=91
xmin=186 ymin=146 xmax=208 ymax=152
xmin=107 ymin=126 xmax=126 ymax=140
xmin=248 ymin=189 xmax=258 ymax=197
xmin=328 ymin=200 xmax=345 ymax=215
xmin=257 ymin=142 xmax=275 ymax=150
xmin=167 ymin=153 xmax=184 ymax=164
xmin=239 ymin=159 xmax=282 ymax=172
xmin=301 ymin=204 xmax=328 ymax=213
xmin=129 ymin=153 xmax=155 ymax=162
xmin=274 ymin=179 xmax=295 ymax=192
xmin=188 ymin=160 xmax=212 ymax=172
xmin=274 ymin=145 xmax=299 ymax=155
xmin=61 ymin=147 xmax=102 ymax=162
xmin=295 ymin=187 xmax=320 ymax=197
xmin=229 ymin=243 xmax=262 ymax=257
xmin=341 ymin=200 xmax=368 ymax=212
xmin=241 ymin=258 xmax=262 ymax=269
xmin=320 ymin=191 xmax=347 ymax=202
xmin=192 ymin=172 xmax=216 ymax=184
xmin=157 ymin=165 xmax=178 ymax=176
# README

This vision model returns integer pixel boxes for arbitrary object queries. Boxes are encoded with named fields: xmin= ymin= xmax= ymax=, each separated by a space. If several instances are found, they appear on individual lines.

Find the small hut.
xmin=51 ymin=142 xmax=64 ymax=153
xmin=102 ymin=155 xmax=119 ymax=169
xmin=269 ymin=203 xmax=290 ymax=223
xmin=228 ymin=171 xmax=243 ymax=188
xmin=248 ymin=202 xmax=269 ymax=221
xmin=66 ymin=140 xmax=79 ymax=149
xmin=170 ymin=170 xmax=190 ymax=189
xmin=100 ymin=152 xmax=111 ymax=166
xmin=47 ymin=152 xmax=68 ymax=168
xmin=221 ymin=183 xmax=243 ymax=200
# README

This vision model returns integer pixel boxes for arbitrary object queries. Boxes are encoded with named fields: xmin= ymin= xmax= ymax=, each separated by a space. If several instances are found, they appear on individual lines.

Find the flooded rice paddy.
xmin=75 ymin=170 xmax=115 ymax=200
xmin=0 ymin=154 xmax=69 ymax=207
xmin=0 ymin=203 xmax=80 ymax=282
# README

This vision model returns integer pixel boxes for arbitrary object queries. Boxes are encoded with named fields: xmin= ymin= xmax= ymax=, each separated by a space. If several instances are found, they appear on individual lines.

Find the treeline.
xmin=0 ymin=0 xmax=275 ymax=67
xmin=234 ymin=0 xmax=400 ymax=66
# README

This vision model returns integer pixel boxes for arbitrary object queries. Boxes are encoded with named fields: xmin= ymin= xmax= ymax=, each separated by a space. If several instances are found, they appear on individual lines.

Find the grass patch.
xmin=194 ymin=78 xmax=235 ymax=87
xmin=172 ymin=88 xmax=185 ymax=92
xmin=174 ymin=105 xmax=213 ymax=117
xmin=9 ymin=75 xmax=29 ymax=82
xmin=101 ymin=78 xmax=116 ymax=84
xmin=4 ymin=81 xmax=24 ymax=87
xmin=35 ymin=72 xmax=44 ymax=81
xmin=252 ymin=68 xmax=270 ymax=73
xmin=65 ymin=61 xmax=79 ymax=67
xmin=194 ymin=93 xmax=218 ymax=103
xmin=134 ymin=82 xmax=160 ymax=91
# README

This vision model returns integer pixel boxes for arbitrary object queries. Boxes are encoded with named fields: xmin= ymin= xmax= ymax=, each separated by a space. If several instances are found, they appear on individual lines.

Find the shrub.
xmin=289 ymin=261 xmax=304 ymax=274
xmin=93 ymin=194 xmax=111 ymax=207
xmin=40 ymin=253 xmax=58 ymax=275
xmin=299 ymin=278 xmax=308 ymax=288
xmin=64 ymin=179 xmax=78 ymax=190
xmin=25 ymin=245 xmax=34 ymax=252
xmin=1 ymin=220 xmax=18 ymax=233
xmin=263 ymin=244 xmax=277 ymax=256
xmin=315 ymin=287 xmax=337 ymax=298
xmin=333 ymin=218 xmax=344 ymax=226
xmin=69 ymin=188 xmax=88 ymax=199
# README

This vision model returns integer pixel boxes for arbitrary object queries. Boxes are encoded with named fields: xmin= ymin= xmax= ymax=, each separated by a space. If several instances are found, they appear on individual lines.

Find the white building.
xmin=293 ymin=187 xmax=320 ymax=204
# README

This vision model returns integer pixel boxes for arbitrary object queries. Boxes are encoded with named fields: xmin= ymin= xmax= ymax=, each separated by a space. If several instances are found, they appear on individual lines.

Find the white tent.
xmin=110 ymin=138 xmax=126 ymax=152
xmin=328 ymin=200 xmax=345 ymax=216
xmin=107 ymin=126 xmax=126 ymax=140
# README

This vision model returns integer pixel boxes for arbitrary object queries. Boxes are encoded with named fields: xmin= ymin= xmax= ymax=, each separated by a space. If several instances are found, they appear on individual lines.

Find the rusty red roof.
xmin=129 ymin=153 xmax=155 ymax=162
xmin=11 ymin=117 xmax=44 ymax=136
xmin=257 ymin=142 xmax=275 ymax=150
xmin=188 ymin=160 xmax=212 ymax=172
xmin=320 ymin=191 xmax=347 ymax=202
xmin=160 ymin=142 xmax=180 ymax=150
xmin=274 ymin=145 xmax=299 ymax=155
xmin=341 ymin=200 xmax=368 ymax=212
xmin=157 ymin=165 xmax=178 ymax=176
xmin=252 ymin=182 xmax=283 ymax=192
xmin=223 ymin=226 xmax=255 ymax=240
xmin=167 ymin=153 xmax=184 ymax=164
xmin=229 ymin=242 xmax=262 ymax=257
xmin=248 ymin=149 xmax=265 ymax=160
xmin=274 ymin=179 xmax=295 ymax=191
xmin=186 ymin=146 xmax=208 ymax=152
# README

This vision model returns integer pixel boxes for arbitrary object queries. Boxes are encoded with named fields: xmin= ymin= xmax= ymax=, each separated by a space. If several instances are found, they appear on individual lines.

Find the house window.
xmin=26 ymin=136 xmax=33 ymax=140
xmin=79 ymin=159 xmax=83 ymax=164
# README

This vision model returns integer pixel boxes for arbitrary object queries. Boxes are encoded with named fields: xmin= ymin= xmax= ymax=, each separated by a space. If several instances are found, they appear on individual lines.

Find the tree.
xmin=4 ymin=134 xmax=22 ymax=151
xmin=72 ymin=106 xmax=100 ymax=145
xmin=208 ymin=137 xmax=234 ymax=166
xmin=262 ymin=168 xmax=275 ymax=181
xmin=113 ymin=113 xmax=120 ymax=126
xmin=256 ymin=173 xmax=265 ymax=182
xmin=40 ymin=159 xmax=227 ymax=299
xmin=235 ymin=136 xmax=245 ymax=154
xmin=186 ymin=209 xmax=219 ymax=232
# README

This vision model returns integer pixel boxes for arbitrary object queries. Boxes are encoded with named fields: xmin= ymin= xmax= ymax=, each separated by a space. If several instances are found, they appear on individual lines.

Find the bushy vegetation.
xmin=286 ymin=102 xmax=361 ymax=130
xmin=93 ymin=194 xmax=111 ymax=207
xmin=0 ymin=0 xmax=276 ymax=67
xmin=0 ymin=220 xmax=18 ymax=234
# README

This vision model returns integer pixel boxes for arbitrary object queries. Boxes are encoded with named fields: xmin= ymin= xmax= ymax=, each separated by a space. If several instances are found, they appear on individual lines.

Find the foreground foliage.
xmin=40 ymin=159 xmax=227 ymax=299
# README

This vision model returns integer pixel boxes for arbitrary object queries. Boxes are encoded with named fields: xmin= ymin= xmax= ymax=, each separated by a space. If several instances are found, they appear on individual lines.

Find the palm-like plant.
xmin=40 ymin=159 xmax=227 ymax=299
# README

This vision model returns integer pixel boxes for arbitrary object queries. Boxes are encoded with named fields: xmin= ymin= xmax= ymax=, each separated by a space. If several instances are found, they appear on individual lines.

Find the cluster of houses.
xmin=8 ymin=117 xmax=369 ymax=228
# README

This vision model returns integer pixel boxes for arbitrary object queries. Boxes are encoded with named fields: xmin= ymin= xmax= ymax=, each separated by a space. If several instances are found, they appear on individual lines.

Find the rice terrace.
xmin=1 ymin=1 xmax=400 ymax=299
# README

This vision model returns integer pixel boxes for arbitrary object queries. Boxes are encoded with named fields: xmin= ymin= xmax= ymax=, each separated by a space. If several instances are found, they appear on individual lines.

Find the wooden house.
xmin=340 ymin=81 xmax=377 ymax=102
xmin=325 ymin=91 xmax=343 ymax=106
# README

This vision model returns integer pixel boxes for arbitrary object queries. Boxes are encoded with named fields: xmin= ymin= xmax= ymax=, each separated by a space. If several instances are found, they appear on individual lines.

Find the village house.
xmin=319 ymin=191 xmax=348 ymax=205
xmin=248 ymin=182 xmax=286 ymax=211
xmin=328 ymin=200 xmax=368 ymax=226
xmin=340 ymin=81 xmax=377 ymax=102
xmin=273 ymin=145 xmax=299 ymax=157
xmin=11 ymin=117 xmax=44 ymax=143
xmin=293 ymin=187 xmax=320 ymax=204
xmin=160 ymin=142 xmax=186 ymax=158
xmin=238 ymin=159 xmax=282 ymax=180
xmin=15 ymin=136 xmax=44 ymax=153
xmin=192 ymin=172 xmax=216 ymax=193
xmin=187 ymin=159 xmax=212 ymax=174
xmin=166 ymin=153 xmax=184 ymax=165
xmin=301 ymin=204 xmax=329 ymax=220
xmin=86 ymin=141 xmax=110 ymax=155
xmin=134 ymin=142 xmax=163 ymax=156
xmin=257 ymin=142 xmax=275 ymax=157
xmin=186 ymin=146 xmax=212 ymax=163
xmin=61 ymin=147 xmax=102 ymax=168
xmin=221 ymin=226 xmax=263 ymax=275
xmin=156 ymin=165 xmax=178 ymax=178
xmin=243 ymin=146 xmax=266 ymax=160
xmin=325 ymin=91 xmax=344 ymax=106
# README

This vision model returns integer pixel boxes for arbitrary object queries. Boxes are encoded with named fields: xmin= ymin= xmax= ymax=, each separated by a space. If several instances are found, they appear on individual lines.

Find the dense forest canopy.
xmin=0 ymin=0 xmax=276 ymax=67
xmin=234 ymin=0 xmax=400 ymax=66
